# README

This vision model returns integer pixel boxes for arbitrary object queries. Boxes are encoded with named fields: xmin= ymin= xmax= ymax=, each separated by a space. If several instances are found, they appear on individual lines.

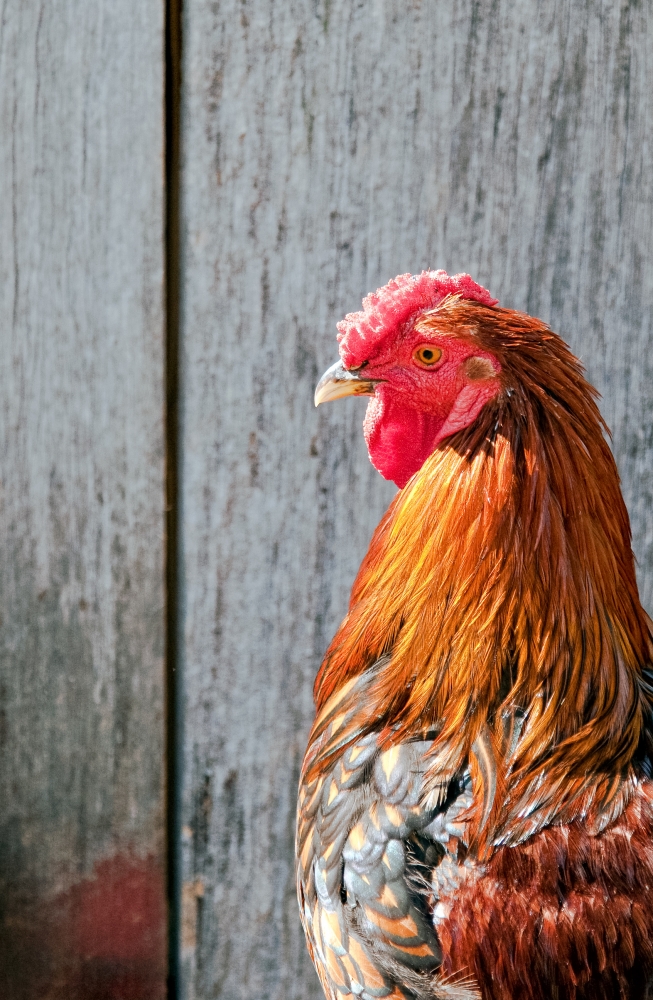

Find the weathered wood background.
xmin=2 ymin=0 xmax=653 ymax=998
xmin=0 ymin=2 xmax=166 ymax=998
xmin=178 ymin=1 xmax=653 ymax=999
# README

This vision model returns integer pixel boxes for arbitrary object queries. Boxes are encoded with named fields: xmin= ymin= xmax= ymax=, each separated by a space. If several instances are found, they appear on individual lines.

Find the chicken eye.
xmin=413 ymin=345 xmax=443 ymax=367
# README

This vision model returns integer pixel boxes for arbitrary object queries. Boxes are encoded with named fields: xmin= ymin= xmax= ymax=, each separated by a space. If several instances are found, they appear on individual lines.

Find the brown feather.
xmin=439 ymin=783 xmax=653 ymax=999
xmin=310 ymin=299 xmax=653 ymax=849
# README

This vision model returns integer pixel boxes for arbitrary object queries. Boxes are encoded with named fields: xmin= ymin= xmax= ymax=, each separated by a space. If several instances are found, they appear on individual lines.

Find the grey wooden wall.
xmin=178 ymin=1 xmax=653 ymax=999
xmin=0 ymin=2 xmax=166 ymax=998
xmin=1 ymin=0 xmax=652 ymax=999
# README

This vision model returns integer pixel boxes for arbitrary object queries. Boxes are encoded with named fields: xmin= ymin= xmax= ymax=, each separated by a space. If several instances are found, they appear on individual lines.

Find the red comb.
xmin=336 ymin=270 xmax=498 ymax=367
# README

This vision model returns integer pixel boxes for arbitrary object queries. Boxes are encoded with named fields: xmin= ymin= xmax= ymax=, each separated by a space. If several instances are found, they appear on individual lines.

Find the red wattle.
xmin=363 ymin=381 xmax=501 ymax=488
xmin=363 ymin=397 xmax=443 ymax=488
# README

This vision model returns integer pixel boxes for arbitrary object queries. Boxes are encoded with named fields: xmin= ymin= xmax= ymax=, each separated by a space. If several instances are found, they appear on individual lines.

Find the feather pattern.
xmin=298 ymin=296 xmax=653 ymax=998
xmin=297 ymin=674 xmax=482 ymax=999
xmin=311 ymin=301 xmax=653 ymax=848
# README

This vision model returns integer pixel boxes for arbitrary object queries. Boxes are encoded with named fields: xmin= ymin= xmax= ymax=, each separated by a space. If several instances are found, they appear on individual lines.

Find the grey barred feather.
xmin=296 ymin=700 xmax=482 ymax=1000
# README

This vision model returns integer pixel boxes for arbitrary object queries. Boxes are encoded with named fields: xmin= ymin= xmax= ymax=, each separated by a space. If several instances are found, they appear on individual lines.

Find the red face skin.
xmin=355 ymin=329 xmax=501 ymax=488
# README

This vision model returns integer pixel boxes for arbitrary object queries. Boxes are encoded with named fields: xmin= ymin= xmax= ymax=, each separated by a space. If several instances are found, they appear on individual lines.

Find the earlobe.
xmin=463 ymin=356 xmax=498 ymax=381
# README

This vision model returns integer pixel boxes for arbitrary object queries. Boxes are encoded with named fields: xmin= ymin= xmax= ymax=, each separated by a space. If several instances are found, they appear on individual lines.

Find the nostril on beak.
xmin=314 ymin=360 xmax=379 ymax=407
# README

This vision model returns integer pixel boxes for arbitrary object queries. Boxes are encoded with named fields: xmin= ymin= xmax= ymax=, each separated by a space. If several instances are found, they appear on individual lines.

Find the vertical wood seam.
xmin=165 ymin=0 xmax=183 ymax=994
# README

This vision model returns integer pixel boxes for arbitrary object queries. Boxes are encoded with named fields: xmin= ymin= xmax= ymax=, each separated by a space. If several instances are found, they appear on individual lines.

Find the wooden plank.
xmin=178 ymin=1 xmax=653 ymax=997
xmin=0 ymin=3 xmax=166 ymax=997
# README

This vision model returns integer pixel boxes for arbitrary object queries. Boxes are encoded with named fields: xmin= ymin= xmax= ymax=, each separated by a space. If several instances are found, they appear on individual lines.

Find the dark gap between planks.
xmin=165 ymin=0 xmax=183 ymax=995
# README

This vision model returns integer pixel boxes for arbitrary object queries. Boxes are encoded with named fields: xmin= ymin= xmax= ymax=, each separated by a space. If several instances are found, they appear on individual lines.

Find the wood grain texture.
xmin=178 ymin=1 xmax=653 ymax=997
xmin=0 ymin=2 xmax=166 ymax=996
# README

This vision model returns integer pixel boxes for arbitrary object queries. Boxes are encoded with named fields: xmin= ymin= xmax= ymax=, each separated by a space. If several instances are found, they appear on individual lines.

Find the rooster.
xmin=296 ymin=271 xmax=653 ymax=1000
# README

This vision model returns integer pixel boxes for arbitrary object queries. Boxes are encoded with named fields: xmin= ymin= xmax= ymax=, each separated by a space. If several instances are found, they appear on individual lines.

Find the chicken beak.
xmin=314 ymin=360 xmax=379 ymax=407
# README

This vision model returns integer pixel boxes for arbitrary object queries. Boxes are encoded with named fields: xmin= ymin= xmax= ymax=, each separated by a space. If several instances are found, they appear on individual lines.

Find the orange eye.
xmin=413 ymin=344 xmax=442 ymax=366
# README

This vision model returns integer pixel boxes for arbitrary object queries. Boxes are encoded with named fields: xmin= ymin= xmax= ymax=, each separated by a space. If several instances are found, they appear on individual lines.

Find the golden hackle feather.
xmin=310 ymin=299 xmax=653 ymax=848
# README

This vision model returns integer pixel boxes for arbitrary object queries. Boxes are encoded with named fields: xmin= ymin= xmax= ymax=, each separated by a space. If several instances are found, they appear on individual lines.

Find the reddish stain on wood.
xmin=0 ymin=853 xmax=167 ymax=1000
xmin=69 ymin=854 xmax=166 ymax=965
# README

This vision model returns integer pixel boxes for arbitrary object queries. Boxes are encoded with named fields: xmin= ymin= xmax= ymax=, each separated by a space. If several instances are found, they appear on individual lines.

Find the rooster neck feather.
xmin=312 ymin=302 xmax=653 ymax=845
